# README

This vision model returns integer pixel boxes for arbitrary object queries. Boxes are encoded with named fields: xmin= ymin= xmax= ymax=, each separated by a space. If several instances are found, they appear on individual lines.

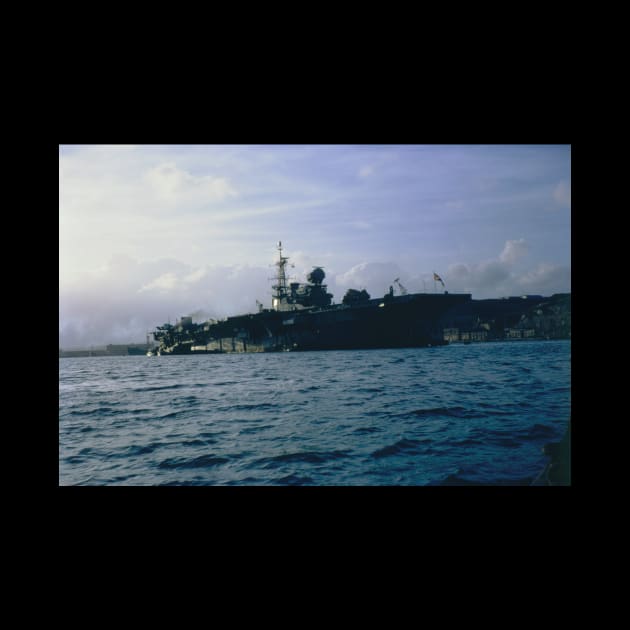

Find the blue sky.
xmin=59 ymin=144 xmax=571 ymax=347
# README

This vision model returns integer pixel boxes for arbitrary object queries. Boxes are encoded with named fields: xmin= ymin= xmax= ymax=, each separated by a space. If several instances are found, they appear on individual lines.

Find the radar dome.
xmin=307 ymin=267 xmax=326 ymax=285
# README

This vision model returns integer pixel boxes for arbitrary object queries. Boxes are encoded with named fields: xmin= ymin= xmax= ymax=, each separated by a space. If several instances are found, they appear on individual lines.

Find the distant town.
xmin=59 ymin=293 xmax=570 ymax=357
xmin=440 ymin=292 xmax=570 ymax=344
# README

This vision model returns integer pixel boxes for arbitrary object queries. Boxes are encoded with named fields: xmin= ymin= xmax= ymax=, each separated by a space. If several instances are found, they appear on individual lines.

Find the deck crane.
xmin=393 ymin=278 xmax=408 ymax=295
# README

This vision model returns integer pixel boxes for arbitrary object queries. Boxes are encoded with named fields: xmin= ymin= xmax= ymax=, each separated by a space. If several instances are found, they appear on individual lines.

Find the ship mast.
xmin=272 ymin=241 xmax=290 ymax=311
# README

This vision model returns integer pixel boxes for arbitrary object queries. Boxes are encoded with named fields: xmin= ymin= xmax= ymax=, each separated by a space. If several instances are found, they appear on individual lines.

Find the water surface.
xmin=59 ymin=340 xmax=571 ymax=485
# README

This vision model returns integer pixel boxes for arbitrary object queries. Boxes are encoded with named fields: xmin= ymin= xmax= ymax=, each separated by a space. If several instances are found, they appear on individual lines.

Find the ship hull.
xmin=154 ymin=293 xmax=471 ymax=354
xmin=275 ymin=295 xmax=459 ymax=351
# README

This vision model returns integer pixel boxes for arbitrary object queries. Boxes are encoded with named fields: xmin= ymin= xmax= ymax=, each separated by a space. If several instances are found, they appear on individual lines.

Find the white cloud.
xmin=334 ymin=262 xmax=404 ymax=297
xmin=444 ymin=239 xmax=568 ymax=297
xmin=139 ymin=272 xmax=179 ymax=292
xmin=447 ymin=263 xmax=472 ymax=282
xmin=446 ymin=260 xmax=510 ymax=291
xmin=144 ymin=162 xmax=237 ymax=203
xmin=499 ymin=238 xmax=528 ymax=264
xmin=553 ymin=180 xmax=571 ymax=207
xmin=60 ymin=256 xmax=274 ymax=348
xmin=475 ymin=260 xmax=511 ymax=286
xmin=183 ymin=268 xmax=207 ymax=284
xmin=516 ymin=263 xmax=571 ymax=294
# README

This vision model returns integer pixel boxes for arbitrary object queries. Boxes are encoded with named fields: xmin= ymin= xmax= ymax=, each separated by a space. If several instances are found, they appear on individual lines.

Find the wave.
xmin=60 ymin=341 xmax=571 ymax=486
xmin=156 ymin=411 xmax=180 ymax=420
xmin=517 ymin=423 xmax=558 ymax=440
xmin=406 ymin=406 xmax=482 ymax=419
xmin=254 ymin=449 xmax=352 ymax=467
xmin=239 ymin=424 xmax=274 ymax=435
xmin=272 ymin=473 xmax=314 ymax=485
xmin=64 ymin=455 xmax=85 ymax=465
xmin=489 ymin=437 xmax=521 ymax=448
xmin=297 ymin=385 xmax=321 ymax=393
xmin=172 ymin=396 xmax=200 ymax=406
xmin=437 ymin=473 xmax=485 ymax=485
xmin=219 ymin=402 xmax=278 ymax=412
xmin=158 ymin=454 xmax=230 ymax=469
xmin=353 ymin=426 xmax=382 ymax=434
xmin=125 ymin=443 xmax=163 ymax=456
xmin=437 ymin=473 xmax=534 ymax=486
xmin=371 ymin=438 xmax=431 ymax=459
xmin=65 ymin=405 xmax=122 ymax=417
xmin=182 ymin=438 xmax=215 ymax=447
xmin=131 ymin=384 xmax=186 ymax=392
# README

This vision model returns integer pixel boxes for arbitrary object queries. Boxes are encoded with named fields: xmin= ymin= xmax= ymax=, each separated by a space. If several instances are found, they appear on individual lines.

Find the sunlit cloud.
xmin=335 ymin=262 xmax=404 ymax=297
xmin=499 ymin=238 xmax=528 ymax=264
xmin=516 ymin=263 xmax=571 ymax=293
xmin=139 ymin=272 xmax=179 ymax=292
xmin=143 ymin=162 xmax=237 ymax=203
xmin=183 ymin=267 xmax=207 ymax=284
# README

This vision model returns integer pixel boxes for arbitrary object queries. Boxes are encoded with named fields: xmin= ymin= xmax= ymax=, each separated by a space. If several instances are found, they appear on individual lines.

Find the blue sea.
xmin=59 ymin=340 xmax=571 ymax=486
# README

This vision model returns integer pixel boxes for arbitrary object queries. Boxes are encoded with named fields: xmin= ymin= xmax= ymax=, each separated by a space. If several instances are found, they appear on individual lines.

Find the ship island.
xmin=149 ymin=242 xmax=472 ymax=355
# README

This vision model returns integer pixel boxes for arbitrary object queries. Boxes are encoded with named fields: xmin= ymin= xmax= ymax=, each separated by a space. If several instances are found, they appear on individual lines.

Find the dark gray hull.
xmin=155 ymin=293 xmax=471 ymax=354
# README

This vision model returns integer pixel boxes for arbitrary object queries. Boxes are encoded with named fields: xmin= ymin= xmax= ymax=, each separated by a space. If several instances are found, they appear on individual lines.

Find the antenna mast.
xmin=272 ymin=241 xmax=290 ymax=311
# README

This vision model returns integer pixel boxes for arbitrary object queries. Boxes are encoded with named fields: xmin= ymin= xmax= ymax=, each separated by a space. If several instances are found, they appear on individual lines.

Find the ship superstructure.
xmin=151 ymin=243 xmax=471 ymax=354
xmin=271 ymin=241 xmax=333 ymax=311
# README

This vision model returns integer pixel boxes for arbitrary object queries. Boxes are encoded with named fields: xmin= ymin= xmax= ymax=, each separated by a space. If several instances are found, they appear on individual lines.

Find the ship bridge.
xmin=271 ymin=242 xmax=332 ymax=311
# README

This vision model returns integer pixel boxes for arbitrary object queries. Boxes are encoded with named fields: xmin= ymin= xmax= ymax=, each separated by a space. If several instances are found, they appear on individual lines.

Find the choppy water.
xmin=59 ymin=340 xmax=571 ymax=485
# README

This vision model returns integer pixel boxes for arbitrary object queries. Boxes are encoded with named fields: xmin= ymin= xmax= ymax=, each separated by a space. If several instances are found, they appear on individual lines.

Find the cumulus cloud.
xmin=443 ymin=239 xmax=569 ymax=297
xmin=183 ymin=268 xmax=207 ymax=284
xmin=144 ymin=162 xmax=237 ymax=203
xmin=553 ymin=180 xmax=571 ymax=207
xmin=516 ymin=263 xmax=571 ymax=294
xmin=59 ymin=256 xmax=272 ymax=348
xmin=499 ymin=238 xmax=528 ymax=264
xmin=475 ymin=260 xmax=511 ymax=287
xmin=449 ymin=239 xmax=526 ymax=291
xmin=139 ymin=272 xmax=179 ymax=292
xmin=334 ymin=262 xmax=404 ymax=297
xmin=447 ymin=263 xmax=470 ymax=282
xmin=59 ymin=149 xmax=247 ymax=283
xmin=446 ymin=260 xmax=510 ymax=292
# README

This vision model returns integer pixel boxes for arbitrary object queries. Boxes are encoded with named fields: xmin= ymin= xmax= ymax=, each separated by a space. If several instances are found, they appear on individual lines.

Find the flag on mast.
xmin=433 ymin=272 xmax=445 ymax=287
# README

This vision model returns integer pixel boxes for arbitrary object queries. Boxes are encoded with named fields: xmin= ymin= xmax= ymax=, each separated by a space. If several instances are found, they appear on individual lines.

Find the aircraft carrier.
xmin=151 ymin=242 xmax=472 ymax=354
